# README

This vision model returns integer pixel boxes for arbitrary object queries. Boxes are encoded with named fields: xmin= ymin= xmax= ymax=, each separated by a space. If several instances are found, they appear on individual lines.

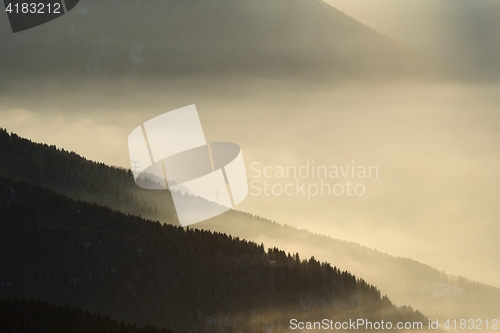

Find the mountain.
xmin=325 ymin=0 xmax=500 ymax=82
xmin=0 ymin=0 xmax=466 ymax=84
xmin=0 ymin=176 xmax=427 ymax=332
xmin=1 ymin=131 xmax=499 ymax=322
xmin=0 ymin=298 xmax=174 ymax=333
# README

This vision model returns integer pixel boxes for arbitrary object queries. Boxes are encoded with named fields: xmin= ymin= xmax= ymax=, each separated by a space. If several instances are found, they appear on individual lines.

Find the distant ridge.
xmin=0 ymin=0 xmax=467 ymax=83
xmin=0 ymin=128 xmax=498 ymax=322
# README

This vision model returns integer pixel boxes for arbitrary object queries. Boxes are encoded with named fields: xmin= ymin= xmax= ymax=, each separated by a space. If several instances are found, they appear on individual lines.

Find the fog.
xmin=324 ymin=0 xmax=500 ymax=82
xmin=1 ymin=0 xmax=500 ymax=326
xmin=1 ymin=79 xmax=499 ymax=291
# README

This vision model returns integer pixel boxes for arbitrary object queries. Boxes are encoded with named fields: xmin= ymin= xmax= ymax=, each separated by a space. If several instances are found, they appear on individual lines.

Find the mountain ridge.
xmin=0 ymin=298 xmax=175 ymax=333
xmin=0 ymin=128 xmax=499 ymax=322
xmin=0 ymin=0 xmax=468 ymax=84
xmin=0 ymin=175 xmax=428 ymax=332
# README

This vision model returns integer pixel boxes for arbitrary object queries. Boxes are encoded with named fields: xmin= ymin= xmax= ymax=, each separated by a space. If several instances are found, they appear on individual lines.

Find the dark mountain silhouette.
xmin=0 ymin=176 xmax=427 ymax=332
xmin=0 ymin=298 xmax=174 ymax=333
xmin=0 ymin=128 xmax=499 ymax=322
xmin=0 ymin=0 xmax=466 ymax=83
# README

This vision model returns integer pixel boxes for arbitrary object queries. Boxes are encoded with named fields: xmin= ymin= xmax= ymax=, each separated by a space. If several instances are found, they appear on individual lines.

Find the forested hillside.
xmin=0 ymin=298 xmax=173 ymax=333
xmin=0 ymin=129 xmax=499 ymax=321
xmin=0 ymin=129 xmax=170 ymax=222
xmin=0 ymin=176 xmax=426 ymax=332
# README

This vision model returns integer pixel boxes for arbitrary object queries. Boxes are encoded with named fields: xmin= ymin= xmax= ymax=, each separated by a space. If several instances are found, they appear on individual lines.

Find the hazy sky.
xmin=1 ymin=0 xmax=499 ymax=290
xmin=324 ymin=0 xmax=500 ymax=81
xmin=1 ymin=79 xmax=499 ymax=288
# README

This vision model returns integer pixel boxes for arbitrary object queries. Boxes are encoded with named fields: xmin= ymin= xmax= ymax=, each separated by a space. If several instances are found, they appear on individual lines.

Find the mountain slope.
xmin=0 ymin=298 xmax=174 ymax=333
xmin=325 ymin=0 xmax=500 ymax=82
xmin=0 ymin=129 xmax=499 ymax=321
xmin=0 ymin=0 xmax=466 ymax=83
xmin=0 ymin=176 xmax=427 ymax=332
